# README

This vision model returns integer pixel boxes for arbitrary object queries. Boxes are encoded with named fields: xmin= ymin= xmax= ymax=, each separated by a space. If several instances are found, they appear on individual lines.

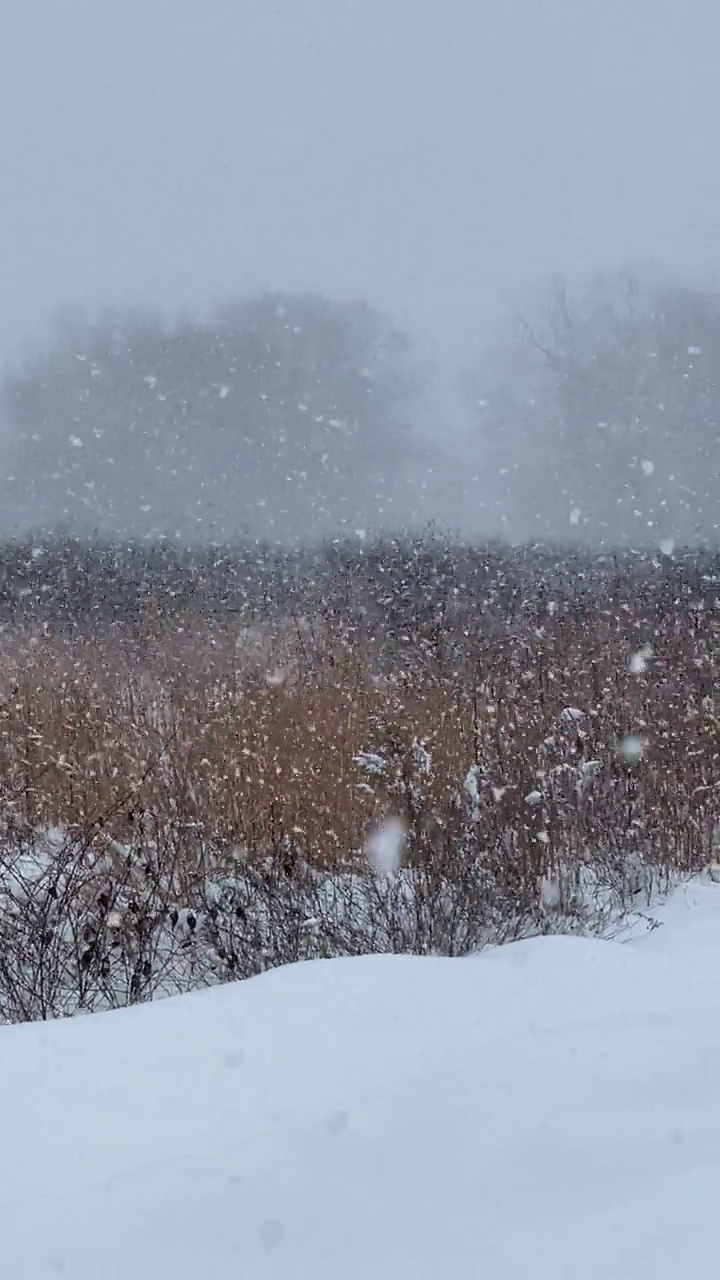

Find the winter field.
xmin=0 ymin=538 xmax=718 ymax=1273
xmin=1 ymin=876 xmax=720 ymax=1278
xmin=0 ymin=539 xmax=717 ymax=1018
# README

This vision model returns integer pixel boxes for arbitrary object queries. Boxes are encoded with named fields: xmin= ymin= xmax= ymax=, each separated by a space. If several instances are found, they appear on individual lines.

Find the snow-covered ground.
xmin=4 ymin=878 xmax=720 ymax=1278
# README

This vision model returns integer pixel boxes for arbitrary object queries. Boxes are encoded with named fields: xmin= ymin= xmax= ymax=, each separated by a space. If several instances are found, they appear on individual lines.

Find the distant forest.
xmin=1 ymin=269 xmax=719 ymax=548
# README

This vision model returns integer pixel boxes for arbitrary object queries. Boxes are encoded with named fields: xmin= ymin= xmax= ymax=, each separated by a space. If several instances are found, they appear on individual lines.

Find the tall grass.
xmin=0 ymin=541 xmax=716 ymax=1020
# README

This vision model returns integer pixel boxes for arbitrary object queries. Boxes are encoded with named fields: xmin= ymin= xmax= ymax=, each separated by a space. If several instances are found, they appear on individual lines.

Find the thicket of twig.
xmin=0 ymin=535 xmax=717 ymax=1022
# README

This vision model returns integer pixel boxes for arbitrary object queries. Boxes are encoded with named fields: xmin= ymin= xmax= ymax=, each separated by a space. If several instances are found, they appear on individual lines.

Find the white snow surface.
xmin=5 ymin=879 xmax=720 ymax=1278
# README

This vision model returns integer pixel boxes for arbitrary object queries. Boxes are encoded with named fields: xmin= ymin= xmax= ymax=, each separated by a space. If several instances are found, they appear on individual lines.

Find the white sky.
xmin=2 ymin=0 xmax=720 ymax=367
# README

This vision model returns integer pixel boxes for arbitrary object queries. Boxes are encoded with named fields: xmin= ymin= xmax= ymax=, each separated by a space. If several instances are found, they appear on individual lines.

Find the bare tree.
xmin=468 ymin=269 xmax=720 ymax=547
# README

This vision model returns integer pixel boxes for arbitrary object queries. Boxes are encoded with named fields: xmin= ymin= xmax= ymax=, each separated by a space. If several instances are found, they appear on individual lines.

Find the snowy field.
xmin=3 ymin=878 xmax=720 ymax=1278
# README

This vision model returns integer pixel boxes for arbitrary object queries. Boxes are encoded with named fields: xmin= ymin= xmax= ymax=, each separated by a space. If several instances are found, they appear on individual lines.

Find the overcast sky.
xmin=2 ymin=0 xmax=720 ymax=371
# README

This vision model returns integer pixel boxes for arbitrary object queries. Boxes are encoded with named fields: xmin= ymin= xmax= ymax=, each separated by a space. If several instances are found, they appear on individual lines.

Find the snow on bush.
xmin=0 ymin=699 xmax=686 ymax=1023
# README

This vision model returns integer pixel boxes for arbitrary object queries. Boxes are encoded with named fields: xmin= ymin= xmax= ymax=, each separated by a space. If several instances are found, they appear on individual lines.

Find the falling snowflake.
xmin=366 ymin=817 xmax=405 ymax=876
xmin=620 ymin=735 xmax=644 ymax=765
xmin=629 ymin=646 xmax=653 ymax=674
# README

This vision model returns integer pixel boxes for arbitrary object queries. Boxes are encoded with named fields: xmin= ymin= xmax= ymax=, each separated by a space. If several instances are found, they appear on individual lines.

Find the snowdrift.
xmin=3 ymin=880 xmax=720 ymax=1278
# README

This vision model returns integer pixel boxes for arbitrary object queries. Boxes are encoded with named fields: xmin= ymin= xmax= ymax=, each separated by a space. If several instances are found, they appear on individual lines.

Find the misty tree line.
xmin=471 ymin=273 xmax=720 ymax=547
xmin=1 ymin=295 xmax=422 ymax=545
xmin=1 ymin=270 xmax=719 ymax=547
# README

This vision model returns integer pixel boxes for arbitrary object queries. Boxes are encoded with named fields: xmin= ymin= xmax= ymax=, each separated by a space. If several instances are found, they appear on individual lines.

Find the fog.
xmin=2 ymin=0 xmax=720 ymax=545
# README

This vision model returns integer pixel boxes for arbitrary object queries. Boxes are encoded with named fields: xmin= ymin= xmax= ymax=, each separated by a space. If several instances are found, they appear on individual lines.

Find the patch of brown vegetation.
xmin=0 ymin=589 xmax=716 ymax=883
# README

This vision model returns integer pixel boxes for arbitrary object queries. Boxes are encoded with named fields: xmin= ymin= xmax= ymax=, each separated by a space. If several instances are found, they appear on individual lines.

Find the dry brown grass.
xmin=0 ymin=539 xmax=717 ymax=1019
xmin=0 ymin=591 xmax=716 ymax=881
xmin=0 ymin=581 xmax=717 ymax=1022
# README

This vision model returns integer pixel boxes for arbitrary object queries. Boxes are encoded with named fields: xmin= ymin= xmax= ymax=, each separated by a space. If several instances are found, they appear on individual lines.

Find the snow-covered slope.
xmin=4 ymin=880 xmax=720 ymax=1279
